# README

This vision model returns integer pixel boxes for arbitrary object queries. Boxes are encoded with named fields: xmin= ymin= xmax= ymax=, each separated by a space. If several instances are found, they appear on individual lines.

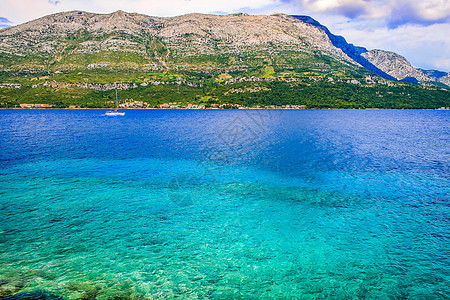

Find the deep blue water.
xmin=0 ymin=109 xmax=449 ymax=299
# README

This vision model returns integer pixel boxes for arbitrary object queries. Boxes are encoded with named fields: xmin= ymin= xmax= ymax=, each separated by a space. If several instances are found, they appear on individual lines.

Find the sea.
xmin=0 ymin=109 xmax=448 ymax=299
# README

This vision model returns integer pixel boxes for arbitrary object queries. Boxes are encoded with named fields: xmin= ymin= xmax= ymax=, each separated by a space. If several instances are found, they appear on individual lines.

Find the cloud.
xmin=0 ymin=17 xmax=13 ymax=28
xmin=3 ymin=0 xmax=448 ymax=28
xmin=130 ymin=0 xmax=277 ymax=17
xmin=0 ymin=0 xmax=278 ymax=25
xmin=386 ymin=0 xmax=450 ymax=28
xmin=0 ymin=17 xmax=13 ymax=24
xmin=300 ymin=0 xmax=368 ymax=18
xmin=333 ymin=22 xmax=450 ymax=71
xmin=280 ymin=0 xmax=450 ymax=27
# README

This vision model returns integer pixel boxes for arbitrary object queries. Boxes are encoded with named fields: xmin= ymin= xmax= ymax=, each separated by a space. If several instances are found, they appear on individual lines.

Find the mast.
xmin=115 ymin=89 xmax=118 ymax=110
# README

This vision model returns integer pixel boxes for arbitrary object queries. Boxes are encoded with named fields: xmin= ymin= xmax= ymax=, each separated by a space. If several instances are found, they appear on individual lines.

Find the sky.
xmin=1 ymin=0 xmax=449 ymax=71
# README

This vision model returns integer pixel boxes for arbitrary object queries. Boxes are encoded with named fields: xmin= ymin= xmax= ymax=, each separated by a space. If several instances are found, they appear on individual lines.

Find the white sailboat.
xmin=104 ymin=89 xmax=125 ymax=116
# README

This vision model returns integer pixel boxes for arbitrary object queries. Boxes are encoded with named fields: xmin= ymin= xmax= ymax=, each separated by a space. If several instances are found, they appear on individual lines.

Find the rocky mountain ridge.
xmin=0 ymin=11 xmax=355 ymax=68
xmin=361 ymin=50 xmax=439 ymax=85
xmin=292 ymin=16 xmax=448 ymax=86
xmin=0 ymin=10 xmax=448 ymax=87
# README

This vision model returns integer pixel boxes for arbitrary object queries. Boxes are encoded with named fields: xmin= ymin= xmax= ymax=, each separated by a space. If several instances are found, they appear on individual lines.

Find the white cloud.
xmin=132 ymin=0 xmax=277 ymax=16
xmin=280 ymin=0 xmax=450 ymax=27
xmin=0 ymin=17 xmax=13 ymax=28
xmin=0 ymin=0 xmax=277 ymax=24
xmin=411 ymin=0 xmax=450 ymax=21
xmin=301 ymin=0 xmax=368 ymax=18
xmin=48 ymin=0 xmax=61 ymax=5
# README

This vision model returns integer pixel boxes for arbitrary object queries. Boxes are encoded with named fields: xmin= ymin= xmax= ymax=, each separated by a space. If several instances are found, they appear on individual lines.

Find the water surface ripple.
xmin=0 ymin=109 xmax=448 ymax=299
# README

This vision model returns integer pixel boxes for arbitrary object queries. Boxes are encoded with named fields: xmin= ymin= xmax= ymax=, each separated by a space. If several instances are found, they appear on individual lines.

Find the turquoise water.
xmin=0 ymin=109 xmax=449 ymax=299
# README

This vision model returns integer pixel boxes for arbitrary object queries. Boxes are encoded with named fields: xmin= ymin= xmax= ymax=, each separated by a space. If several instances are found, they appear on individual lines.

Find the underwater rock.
xmin=1 ymin=289 xmax=64 ymax=300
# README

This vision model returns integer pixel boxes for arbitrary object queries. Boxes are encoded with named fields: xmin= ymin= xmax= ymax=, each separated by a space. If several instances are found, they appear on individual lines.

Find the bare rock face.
xmin=361 ymin=50 xmax=433 ymax=83
xmin=0 ymin=11 xmax=358 ymax=67
xmin=438 ymin=73 xmax=450 ymax=86
xmin=0 ymin=11 xmax=162 ymax=56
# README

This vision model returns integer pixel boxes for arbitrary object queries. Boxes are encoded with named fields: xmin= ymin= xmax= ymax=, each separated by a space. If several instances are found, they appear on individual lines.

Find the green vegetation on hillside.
xmin=0 ymin=67 xmax=448 ymax=109
xmin=0 ymin=25 xmax=448 ymax=109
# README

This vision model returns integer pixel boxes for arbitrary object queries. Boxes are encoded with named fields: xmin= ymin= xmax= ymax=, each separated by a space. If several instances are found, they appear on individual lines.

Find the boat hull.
xmin=104 ymin=111 xmax=125 ymax=116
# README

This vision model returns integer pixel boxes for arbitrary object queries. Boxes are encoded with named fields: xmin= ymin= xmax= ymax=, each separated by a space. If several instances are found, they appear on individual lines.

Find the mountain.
xmin=420 ymin=69 xmax=447 ymax=79
xmin=0 ymin=11 xmax=448 ymax=109
xmin=361 ymin=50 xmax=440 ymax=84
xmin=417 ymin=69 xmax=450 ymax=87
xmin=290 ymin=17 xmax=448 ymax=87
xmin=0 ymin=10 xmax=447 ymax=85
xmin=291 ymin=16 xmax=397 ymax=81
xmin=438 ymin=73 xmax=450 ymax=86
xmin=0 ymin=11 xmax=360 ymax=70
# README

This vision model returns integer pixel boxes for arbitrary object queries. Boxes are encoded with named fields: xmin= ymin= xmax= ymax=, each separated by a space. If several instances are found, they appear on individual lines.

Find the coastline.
xmin=1 ymin=107 xmax=449 ymax=110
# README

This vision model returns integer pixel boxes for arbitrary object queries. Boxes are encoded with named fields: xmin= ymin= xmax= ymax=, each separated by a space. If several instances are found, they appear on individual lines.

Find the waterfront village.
xmin=17 ymin=100 xmax=308 ymax=109
xmin=15 ymin=102 xmax=450 ymax=110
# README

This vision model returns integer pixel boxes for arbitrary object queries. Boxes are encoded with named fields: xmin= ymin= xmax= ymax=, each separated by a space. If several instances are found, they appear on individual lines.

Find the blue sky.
xmin=1 ymin=0 xmax=449 ymax=71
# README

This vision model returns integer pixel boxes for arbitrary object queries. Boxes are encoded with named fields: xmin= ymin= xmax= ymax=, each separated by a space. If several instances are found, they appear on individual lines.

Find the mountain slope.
xmin=291 ymin=17 xmax=448 ymax=87
xmin=0 ymin=11 xmax=361 ymax=71
xmin=361 ymin=50 xmax=436 ymax=84
xmin=438 ymin=73 xmax=450 ymax=86
xmin=1 ymin=10 xmax=446 ymax=87
xmin=420 ymin=69 xmax=447 ymax=79
xmin=0 ymin=10 xmax=448 ymax=109
xmin=291 ymin=15 xmax=398 ymax=81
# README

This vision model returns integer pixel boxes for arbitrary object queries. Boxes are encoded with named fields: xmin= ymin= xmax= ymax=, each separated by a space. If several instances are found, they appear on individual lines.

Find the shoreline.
xmin=1 ymin=107 xmax=449 ymax=110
